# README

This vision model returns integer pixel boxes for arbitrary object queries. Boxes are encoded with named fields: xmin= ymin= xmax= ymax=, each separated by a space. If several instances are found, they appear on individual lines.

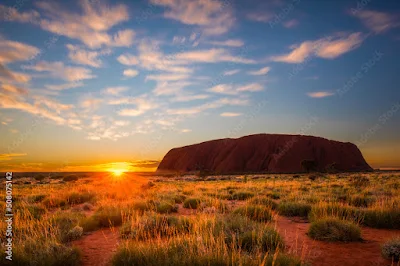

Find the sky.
xmin=0 ymin=0 xmax=399 ymax=172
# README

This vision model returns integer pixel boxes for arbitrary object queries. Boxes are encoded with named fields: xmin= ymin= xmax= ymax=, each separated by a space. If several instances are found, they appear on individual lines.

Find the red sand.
xmin=73 ymin=228 xmax=120 ymax=266
xmin=275 ymin=215 xmax=400 ymax=266
xmin=72 ymin=212 xmax=399 ymax=266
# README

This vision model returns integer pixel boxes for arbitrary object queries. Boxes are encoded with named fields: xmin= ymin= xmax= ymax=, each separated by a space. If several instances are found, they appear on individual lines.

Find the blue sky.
xmin=0 ymin=0 xmax=399 ymax=171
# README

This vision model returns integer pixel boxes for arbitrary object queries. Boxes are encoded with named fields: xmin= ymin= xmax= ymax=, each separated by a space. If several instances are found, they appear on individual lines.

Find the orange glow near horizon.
xmin=110 ymin=169 xmax=125 ymax=176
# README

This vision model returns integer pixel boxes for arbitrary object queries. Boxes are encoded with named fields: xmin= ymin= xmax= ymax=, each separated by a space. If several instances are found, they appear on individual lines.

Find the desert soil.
xmin=73 ymin=227 xmax=120 ymax=266
xmin=275 ymin=215 xmax=400 ymax=266
xmin=73 ymin=209 xmax=399 ymax=266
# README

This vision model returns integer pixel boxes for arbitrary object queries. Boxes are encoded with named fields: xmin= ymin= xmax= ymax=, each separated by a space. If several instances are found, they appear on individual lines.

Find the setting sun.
xmin=111 ymin=169 xmax=125 ymax=176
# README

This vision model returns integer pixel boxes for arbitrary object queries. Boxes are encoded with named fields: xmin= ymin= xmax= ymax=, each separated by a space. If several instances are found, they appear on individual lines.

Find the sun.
xmin=110 ymin=169 xmax=125 ymax=176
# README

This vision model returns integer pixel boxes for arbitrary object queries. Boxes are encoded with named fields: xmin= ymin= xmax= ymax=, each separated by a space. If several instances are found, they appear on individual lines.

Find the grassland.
xmin=1 ymin=172 xmax=399 ymax=266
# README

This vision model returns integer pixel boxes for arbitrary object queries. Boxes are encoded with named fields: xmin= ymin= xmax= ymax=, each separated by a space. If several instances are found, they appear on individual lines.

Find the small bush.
xmin=249 ymin=196 xmax=278 ymax=210
xmin=351 ymin=176 xmax=370 ymax=187
xmin=34 ymin=174 xmax=46 ymax=181
xmin=67 ymin=192 xmax=95 ymax=205
xmin=363 ymin=208 xmax=400 ymax=229
xmin=349 ymin=195 xmax=376 ymax=208
xmin=27 ymin=205 xmax=47 ymax=219
xmin=42 ymin=197 xmax=68 ymax=208
xmin=120 ymin=214 xmax=191 ymax=240
xmin=308 ymin=218 xmax=361 ymax=242
xmin=229 ymin=191 xmax=255 ymax=200
xmin=308 ymin=203 xmax=364 ymax=224
xmin=81 ymin=206 xmax=123 ymax=231
xmin=63 ymin=175 xmax=79 ymax=182
xmin=27 ymin=194 xmax=47 ymax=203
xmin=156 ymin=202 xmax=178 ymax=214
xmin=172 ymin=194 xmax=186 ymax=204
xmin=381 ymin=237 xmax=400 ymax=262
xmin=66 ymin=226 xmax=83 ymax=241
xmin=183 ymin=198 xmax=201 ymax=209
xmin=132 ymin=201 xmax=152 ymax=214
xmin=11 ymin=240 xmax=81 ymax=266
xmin=239 ymin=227 xmax=283 ymax=252
xmin=278 ymin=202 xmax=311 ymax=217
xmin=233 ymin=205 xmax=273 ymax=222
xmin=267 ymin=192 xmax=280 ymax=199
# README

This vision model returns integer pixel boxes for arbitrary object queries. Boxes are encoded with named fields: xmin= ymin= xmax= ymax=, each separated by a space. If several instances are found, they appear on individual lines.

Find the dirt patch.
xmin=275 ymin=215 xmax=400 ymax=266
xmin=73 ymin=227 xmax=120 ymax=266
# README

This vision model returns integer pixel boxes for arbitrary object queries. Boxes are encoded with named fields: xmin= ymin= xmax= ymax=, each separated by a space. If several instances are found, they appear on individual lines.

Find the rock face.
xmin=157 ymin=134 xmax=372 ymax=174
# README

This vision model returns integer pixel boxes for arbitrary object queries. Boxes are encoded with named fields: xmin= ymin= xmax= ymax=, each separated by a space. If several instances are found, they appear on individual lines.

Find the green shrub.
xmin=349 ymin=195 xmax=376 ymax=207
xmin=92 ymin=206 xmax=123 ymax=227
xmin=363 ymin=208 xmax=400 ymax=229
xmin=249 ymin=196 xmax=278 ymax=209
xmin=156 ymin=202 xmax=178 ymax=214
xmin=183 ymin=198 xmax=201 ymax=209
xmin=34 ymin=174 xmax=46 ymax=181
xmin=308 ymin=203 xmax=364 ymax=223
xmin=66 ymin=226 xmax=83 ymax=241
xmin=81 ymin=206 xmax=123 ymax=232
xmin=10 ymin=240 xmax=81 ymax=266
xmin=67 ymin=192 xmax=95 ymax=205
xmin=233 ymin=205 xmax=273 ymax=222
xmin=42 ymin=197 xmax=68 ymax=208
xmin=172 ymin=194 xmax=186 ymax=204
xmin=63 ymin=175 xmax=79 ymax=182
xmin=120 ymin=214 xmax=191 ymax=240
xmin=350 ymin=176 xmax=370 ymax=187
xmin=229 ymin=191 xmax=255 ymax=200
xmin=308 ymin=218 xmax=361 ymax=242
xmin=27 ymin=194 xmax=47 ymax=203
xmin=132 ymin=201 xmax=152 ymax=214
xmin=50 ymin=212 xmax=84 ymax=242
xmin=278 ymin=202 xmax=311 ymax=217
xmin=381 ymin=237 xmax=400 ymax=262
xmin=27 ymin=204 xmax=47 ymax=219
xmin=112 ymin=235 xmax=297 ymax=266
xmin=267 ymin=192 xmax=280 ymax=199
xmin=239 ymin=227 xmax=283 ymax=252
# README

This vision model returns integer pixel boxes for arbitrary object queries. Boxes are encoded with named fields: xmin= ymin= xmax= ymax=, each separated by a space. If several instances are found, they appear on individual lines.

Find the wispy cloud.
xmin=208 ymin=83 xmax=264 ymax=95
xmin=220 ymin=112 xmax=242 ymax=117
xmin=66 ymin=44 xmax=111 ymax=67
xmin=23 ymin=61 xmax=96 ymax=81
xmin=114 ymin=95 xmax=159 ymax=117
xmin=237 ymin=83 xmax=264 ymax=92
xmin=248 ymin=66 xmax=271 ymax=75
xmin=223 ymin=69 xmax=240 ymax=76
xmin=283 ymin=19 xmax=299 ymax=28
xmin=117 ymin=53 xmax=139 ymax=66
xmin=271 ymin=32 xmax=365 ymax=63
xmin=0 ymin=89 xmax=72 ymax=125
xmin=167 ymin=97 xmax=249 ymax=115
xmin=307 ymin=91 xmax=334 ymax=98
xmin=207 ymin=39 xmax=244 ymax=47
xmin=102 ymin=86 xmax=128 ymax=96
xmin=0 ymin=153 xmax=27 ymax=161
xmin=45 ymin=82 xmax=84 ymax=91
xmin=150 ymin=0 xmax=234 ymax=35
xmin=1 ymin=1 xmax=134 ymax=48
xmin=351 ymin=10 xmax=400 ymax=34
xmin=247 ymin=12 xmax=274 ymax=22
xmin=208 ymin=84 xmax=237 ymax=95
xmin=123 ymin=69 xmax=139 ymax=78
xmin=0 ymin=39 xmax=40 ymax=64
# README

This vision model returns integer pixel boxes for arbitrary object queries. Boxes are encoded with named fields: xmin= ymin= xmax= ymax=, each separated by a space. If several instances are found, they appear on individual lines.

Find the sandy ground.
xmin=73 ymin=207 xmax=400 ymax=266
xmin=275 ymin=215 xmax=400 ymax=266
xmin=73 ymin=227 xmax=120 ymax=266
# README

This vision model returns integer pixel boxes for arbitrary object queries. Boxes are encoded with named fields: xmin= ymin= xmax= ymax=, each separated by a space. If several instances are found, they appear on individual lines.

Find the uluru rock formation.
xmin=157 ymin=134 xmax=372 ymax=174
